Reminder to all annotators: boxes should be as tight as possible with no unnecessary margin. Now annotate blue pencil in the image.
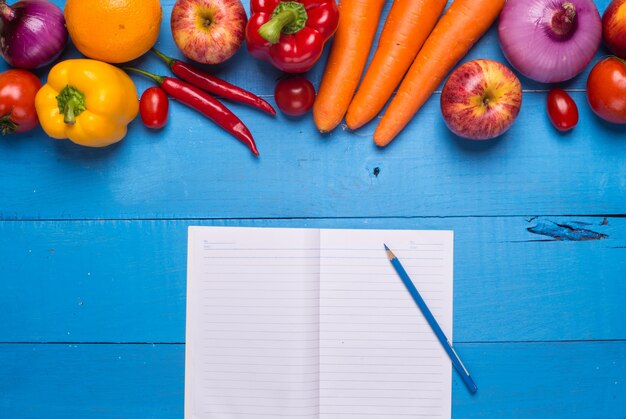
[384,244,477,394]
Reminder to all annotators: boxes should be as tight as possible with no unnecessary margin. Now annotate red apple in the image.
[440,59,522,140]
[603,0,626,59]
[171,0,247,65]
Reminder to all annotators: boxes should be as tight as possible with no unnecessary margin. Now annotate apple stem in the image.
[258,1,308,44]
[550,2,577,39]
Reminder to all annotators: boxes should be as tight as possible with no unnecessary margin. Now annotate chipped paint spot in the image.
[527,220,608,241]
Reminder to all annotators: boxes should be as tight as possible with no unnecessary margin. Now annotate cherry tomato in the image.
[546,89,578,131]
[140,86,169,129]
[274,77,315,116]
[586,57,626,124]
[0,69,41,135]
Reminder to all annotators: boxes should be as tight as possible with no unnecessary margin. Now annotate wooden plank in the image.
[0,2,622,220]
[0,343,184,417]
[1,217,624,343]
[453,341,626,417]
[1,89,625,219]
[0,341,623,417]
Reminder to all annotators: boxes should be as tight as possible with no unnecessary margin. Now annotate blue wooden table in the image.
[1,0,624,417]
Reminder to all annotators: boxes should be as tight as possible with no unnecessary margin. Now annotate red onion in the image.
[0,0,67,69]
[498,0,602,83]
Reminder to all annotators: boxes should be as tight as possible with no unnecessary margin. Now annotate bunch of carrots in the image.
[313,0,506,146]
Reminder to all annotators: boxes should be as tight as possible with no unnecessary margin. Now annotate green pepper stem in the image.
[150,48,176,68]
[56,85,86,126]
[64,100,77,125]
[258,1,308,44]
[121,67,165,85]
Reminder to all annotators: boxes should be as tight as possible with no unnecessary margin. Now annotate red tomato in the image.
[0,69,41,134]
[586,57,626,124]
[274,77,315,116]
[546,89,578,131]
[140,86,169,129]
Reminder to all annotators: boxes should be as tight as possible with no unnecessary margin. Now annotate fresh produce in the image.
[345,0,447,130]
[151,48,275,115]
[498,0,601,83]
[602,0,626,59]
[124,67,259,156]
[440,59,522,141]
[140,87,169,130]
[274,77,315,116]
[374,0,505,147]
[64,0,162,63]
[246,0,339,73]
[546,89,578,132]
[313,0,385,132]
[586,57,626,124]
[35,59,139,147]
[171,0,246,65]
[0,0,67,69]
[0,69,41,134]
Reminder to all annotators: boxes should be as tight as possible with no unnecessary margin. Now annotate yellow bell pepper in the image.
[35,59,139,148]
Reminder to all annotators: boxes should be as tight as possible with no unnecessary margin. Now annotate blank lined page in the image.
[319,229,453,419]
[185,227,320,419]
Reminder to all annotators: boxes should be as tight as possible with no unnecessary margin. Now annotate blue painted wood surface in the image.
[1,342,624,418]
[0,0,624,417]
[1,217,623,343]
[0,0,624,219]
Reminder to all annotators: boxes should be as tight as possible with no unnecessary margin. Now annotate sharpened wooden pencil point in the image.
[383,243,395,259]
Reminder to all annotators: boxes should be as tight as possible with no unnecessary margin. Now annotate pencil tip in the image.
[383,244,395,260]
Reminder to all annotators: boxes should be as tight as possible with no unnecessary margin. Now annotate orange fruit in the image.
[65,0,162,64]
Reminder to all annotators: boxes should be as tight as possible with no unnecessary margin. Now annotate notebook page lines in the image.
[319,229,453,419]
[185,227,321,419]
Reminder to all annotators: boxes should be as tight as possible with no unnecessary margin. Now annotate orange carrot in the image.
[313,0,386,133]
[374,0,505,146]
[345,0,447,130]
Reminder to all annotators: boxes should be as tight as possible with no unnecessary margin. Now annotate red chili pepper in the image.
[124,67,259,156]
[246,0,339,73]
[151,48,276,116]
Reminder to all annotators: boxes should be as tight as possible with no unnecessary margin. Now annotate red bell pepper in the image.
[246,0,339,73]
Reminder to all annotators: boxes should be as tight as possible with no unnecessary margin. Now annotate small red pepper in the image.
[151,48,276,116]
[246,0,339,73]
[124,67,259,156]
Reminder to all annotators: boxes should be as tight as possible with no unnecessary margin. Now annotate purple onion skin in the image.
[498,0,602,83]
[0,0,68,69]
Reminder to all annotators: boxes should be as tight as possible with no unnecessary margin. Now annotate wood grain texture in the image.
[0,343,184,418]
[452,341,626,418]
[0,1,623,220]
[1,1,623,417]
[1,217,623,343]
[1,89,625,219]
[0,341,623,418]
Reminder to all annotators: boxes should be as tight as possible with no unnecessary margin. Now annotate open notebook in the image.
[186,227,453,418]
